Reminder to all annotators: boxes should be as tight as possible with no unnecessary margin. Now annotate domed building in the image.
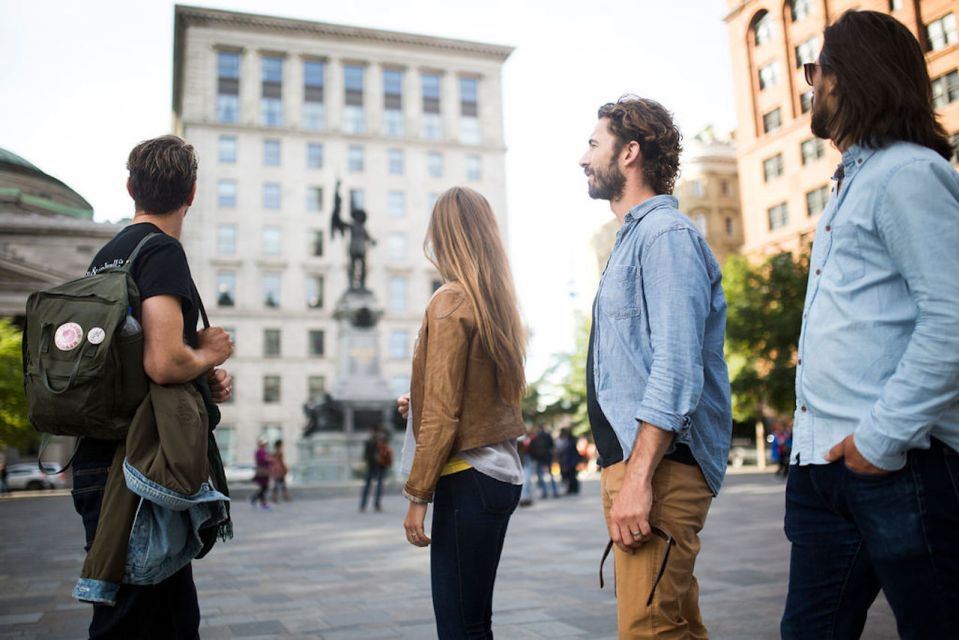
[0,147,121,323]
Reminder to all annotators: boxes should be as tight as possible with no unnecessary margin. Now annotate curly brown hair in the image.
[598,96,683,195]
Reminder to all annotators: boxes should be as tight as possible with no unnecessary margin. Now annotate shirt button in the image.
[801,405,808,413]
[798,358,802,365]
[816,268,822,276]
[825,224,832,232]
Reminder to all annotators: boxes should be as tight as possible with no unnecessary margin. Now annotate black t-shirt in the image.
[586,298,697,468]
[87,222,199,348]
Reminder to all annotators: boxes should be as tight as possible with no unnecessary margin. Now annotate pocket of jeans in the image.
[600,266,643,319]
[471,471,520,515]
[843,462,901,483]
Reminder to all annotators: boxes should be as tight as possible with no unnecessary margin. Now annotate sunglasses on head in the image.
[599,525,675,607]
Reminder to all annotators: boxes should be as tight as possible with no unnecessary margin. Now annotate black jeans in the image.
[430,469,521,639]
[360,465,385,510]
[72,441,200,640]
[782,439,959,639]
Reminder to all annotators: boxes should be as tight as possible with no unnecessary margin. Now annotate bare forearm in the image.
[624,421,674,486]
[145,344,218,385]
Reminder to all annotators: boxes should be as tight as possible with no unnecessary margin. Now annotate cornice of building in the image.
[174,5,515,61]
[0,210,123,237]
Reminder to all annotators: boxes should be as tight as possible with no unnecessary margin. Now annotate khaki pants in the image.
[601,459,713,639]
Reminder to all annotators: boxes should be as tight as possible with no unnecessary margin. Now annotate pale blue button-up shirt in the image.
[592,195,732,495]
[793,142,959,469]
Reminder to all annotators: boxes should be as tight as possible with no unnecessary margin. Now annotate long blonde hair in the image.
[426,187,526,404]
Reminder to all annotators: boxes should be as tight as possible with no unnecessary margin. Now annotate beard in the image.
[810,96,832,141]
[587,156,627,201]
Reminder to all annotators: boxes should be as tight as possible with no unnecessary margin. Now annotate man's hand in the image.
[207,368,232,404]
[397,393,411,420]
[197,327,234,366]
[609,475,654,552]
[403,502,430,547]
[825,434,889,475]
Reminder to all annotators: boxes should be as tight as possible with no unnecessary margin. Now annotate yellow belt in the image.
[440,457,473,476]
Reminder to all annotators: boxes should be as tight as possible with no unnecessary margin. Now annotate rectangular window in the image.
[308,330,325,357]
[795,37,819,68]
[466,155,482,181]
[763,154,784,182]
[932,70,959,109]
[387,190,406,218]
[889,0,903,11]
[800,90,814,114]
[263,182,281,210]
[217,271,236,307]
[806,185,830,216]
[263,329,281,357]
[263,138,281,166]
[689,180,705,198]
[218,179,237,208]
[791,0,812,21]
[307,376,326,402]
[263,375,281,403]
[383,68,404,137]
[801,137,825,165]
[767,202,789,231]
[260,56,283,127]
[758,61,780,90]
[389,276,408,312]
[348,145,364,172]
[459,77,480,144]
[422,72,442,139]
[263,272,281,308]
[389,330,409,359]
[427,151,443,178]
[262,226,281,255]
[725,216,734,236]
[303,59,325,130]
[216,51,240,123]
[388,232,407,261]
[344,64,365,134]
[350,189,365,212]
[306,275,324,309]
[388,148,405,175]
[216,223,237,255]
[762,108,782,134]
[310,230,323,257]
[218,135,237,163]
[307,143,323,169]
[927,13,958,52]
[307,186,323,212]
[691,213,708,236]
[950,132,959,164]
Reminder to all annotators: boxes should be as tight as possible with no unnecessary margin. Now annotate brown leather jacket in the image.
[404,282,525,502]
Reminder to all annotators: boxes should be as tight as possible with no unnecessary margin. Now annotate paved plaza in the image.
[0,471,895,639]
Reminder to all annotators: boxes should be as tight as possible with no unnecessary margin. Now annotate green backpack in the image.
[22,233,157,441]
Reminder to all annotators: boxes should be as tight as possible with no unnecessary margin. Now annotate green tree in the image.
[0,319,36,451]
[724,251,809,423]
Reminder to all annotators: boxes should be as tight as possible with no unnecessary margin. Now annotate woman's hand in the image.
[397,393,411,420]
[403,502,431,547]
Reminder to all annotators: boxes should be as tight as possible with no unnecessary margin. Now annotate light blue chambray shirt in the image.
[794,142,959,469]
[592,195,732,495]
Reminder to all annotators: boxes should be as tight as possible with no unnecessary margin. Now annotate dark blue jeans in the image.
[72,440,200,640]
[431,469,521,639]
[360,465,385,510]
[782,439,959,640]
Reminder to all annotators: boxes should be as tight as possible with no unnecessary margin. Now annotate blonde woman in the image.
[398,187,527,639]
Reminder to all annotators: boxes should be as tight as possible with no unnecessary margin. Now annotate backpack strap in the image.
[120,232,162,273]
[37,434,81,476]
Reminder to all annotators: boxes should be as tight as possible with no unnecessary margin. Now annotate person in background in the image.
[398,186,527,638]
[530,425,559,499]
[558,427,583,495]
[270,439,290,502]
[360,426,389,513]
[518,428,536,507]
[251,438,271,510]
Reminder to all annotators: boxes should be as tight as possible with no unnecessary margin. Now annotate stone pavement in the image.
[0,471,896,639]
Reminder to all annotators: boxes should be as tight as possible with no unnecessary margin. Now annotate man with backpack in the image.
[71,135,233,639]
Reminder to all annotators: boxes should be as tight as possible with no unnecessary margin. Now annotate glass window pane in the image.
[388,148,404,175]
[217,224,237,255]
[218,180,237,208]
[306,275,324,308]
[308,330,325,356]
[307,186,323,212]
[263,139,281,166]
[218,136,237,163]
[263,183,281,210]
[264,329,281,357]
[262,226,281,255]
[217,271,236,307]
[388,190,406,218]
[389,276,407,312]
[263,273,281,308]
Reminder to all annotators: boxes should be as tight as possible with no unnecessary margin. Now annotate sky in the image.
[0,0,737,378]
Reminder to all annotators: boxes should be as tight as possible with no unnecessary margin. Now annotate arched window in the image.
[752,10,774,46]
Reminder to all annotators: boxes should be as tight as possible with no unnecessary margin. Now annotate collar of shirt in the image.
[840,144,879,181]
[623,194,679,226]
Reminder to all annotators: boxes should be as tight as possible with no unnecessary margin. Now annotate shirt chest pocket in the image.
[829,224,865,285]
[600,265,644,319]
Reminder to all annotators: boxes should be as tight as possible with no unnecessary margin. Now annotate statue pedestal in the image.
[295,288,397,484]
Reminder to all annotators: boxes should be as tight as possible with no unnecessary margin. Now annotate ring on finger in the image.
[630,530,642,538]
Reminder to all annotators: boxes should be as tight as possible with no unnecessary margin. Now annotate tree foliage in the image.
[724,251,809,422]
[0,319,36,451]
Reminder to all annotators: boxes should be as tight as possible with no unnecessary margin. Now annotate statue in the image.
[330,180,376,291]
[303,393,343,435]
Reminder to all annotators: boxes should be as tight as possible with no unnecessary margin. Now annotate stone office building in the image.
[172,6,513,466]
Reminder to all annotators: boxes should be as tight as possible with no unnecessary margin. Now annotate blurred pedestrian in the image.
[399,187,526,638]
[558,428,583,495]
[0,461,8,495]
[518,429,535,507]
[529,425,559,499]
[783,11,959,638]
[360,426,391,512]
[270,439,290,502]
[251,437,271,509]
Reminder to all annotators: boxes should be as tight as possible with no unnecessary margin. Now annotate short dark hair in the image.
[597,96,683,195]
[820,11,952,159]
[127,135,198,214]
